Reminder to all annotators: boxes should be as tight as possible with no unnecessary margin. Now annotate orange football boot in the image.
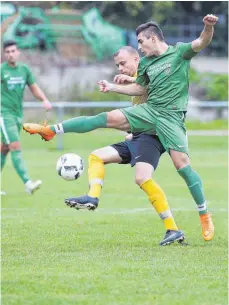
[200,212,214,241]
[23,123,56,141]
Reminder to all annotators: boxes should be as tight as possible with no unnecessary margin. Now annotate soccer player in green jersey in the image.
[1,40,52,194]
[23,14,217,240]
[65,46,185,246]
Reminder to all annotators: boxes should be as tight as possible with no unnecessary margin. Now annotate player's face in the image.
[137,32,156,57]
[114,50,139,76]
[4,45,20,65]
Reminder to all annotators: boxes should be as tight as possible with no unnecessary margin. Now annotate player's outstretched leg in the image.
[160,229,185,246]
[23,123,56,141]
[23,113,108,141]
[65,154,104,210]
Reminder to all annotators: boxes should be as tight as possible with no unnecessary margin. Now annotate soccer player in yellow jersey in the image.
[65,46,185,246]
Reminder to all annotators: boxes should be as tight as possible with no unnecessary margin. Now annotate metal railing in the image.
[24,101,228,150]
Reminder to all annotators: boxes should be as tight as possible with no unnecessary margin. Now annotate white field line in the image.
[188,130,228,136]
[94,207,227,214]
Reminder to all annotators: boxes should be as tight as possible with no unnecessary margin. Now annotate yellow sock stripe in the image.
[140,178,178,231]
[89,178,104,187]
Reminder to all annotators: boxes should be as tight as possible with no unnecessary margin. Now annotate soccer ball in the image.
[56,153,84,181]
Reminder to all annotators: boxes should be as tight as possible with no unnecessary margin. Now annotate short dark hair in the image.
[113,46,139,58]
[3,40,17,50]
[136,22,164,41]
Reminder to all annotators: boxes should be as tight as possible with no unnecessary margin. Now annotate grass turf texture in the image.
[185,119,228,130]
[2,130,228,305]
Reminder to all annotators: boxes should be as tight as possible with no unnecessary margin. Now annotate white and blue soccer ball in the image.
[56,153,84,181]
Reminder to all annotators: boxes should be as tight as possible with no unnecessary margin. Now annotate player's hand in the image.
[98,80,112,93]
[125,133,133,141]
[43,100,52,110]
[114,74,135,84]
[203,14,218,26]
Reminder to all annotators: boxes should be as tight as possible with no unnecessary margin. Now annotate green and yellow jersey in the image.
[1,62,35,118]
[131,72,148,106]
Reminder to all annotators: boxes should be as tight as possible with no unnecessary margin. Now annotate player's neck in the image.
[7,61,17,67]
[155,43,169,56]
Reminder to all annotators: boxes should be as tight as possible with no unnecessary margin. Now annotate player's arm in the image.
[98,80,146,96]
[113,74,136,84]
[192,14,218,52]
[29,83,52,110]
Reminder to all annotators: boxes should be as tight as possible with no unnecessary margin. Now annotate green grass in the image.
[2,130,228,305]
[186,119,228,130]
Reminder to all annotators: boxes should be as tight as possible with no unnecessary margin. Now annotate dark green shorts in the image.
[0,115,22,144]
[120,103,188,154]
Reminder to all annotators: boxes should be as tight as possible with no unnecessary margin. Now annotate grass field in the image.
[1,130,228,305]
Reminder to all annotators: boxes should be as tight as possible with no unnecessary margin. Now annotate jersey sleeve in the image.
[177,42,198,60]
[135,59,150,87]
[25,65,35,85]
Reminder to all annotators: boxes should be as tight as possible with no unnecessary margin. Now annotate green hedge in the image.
[189,68,228,101]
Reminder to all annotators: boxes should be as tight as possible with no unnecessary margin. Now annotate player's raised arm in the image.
[98,80,146,96]
[29,83,52,110]
[191,14,219,52]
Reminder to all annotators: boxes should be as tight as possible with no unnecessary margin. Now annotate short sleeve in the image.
[135,59,150,87]
[25,65,35,85]
[177,42,198,60]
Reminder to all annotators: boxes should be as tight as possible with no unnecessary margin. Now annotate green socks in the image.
[50,113,107,134]
[11,150,30,183]
[1,153,8,170]
[178,165,207,215]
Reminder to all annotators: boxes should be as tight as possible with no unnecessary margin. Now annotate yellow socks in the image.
[140,179,178,231]
[87,154,105,198]
[87,156,179,232]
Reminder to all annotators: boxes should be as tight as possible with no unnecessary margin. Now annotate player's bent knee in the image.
[135,163,154,186]
[170,150,190,170]
[90,150,105,162]
[174,157,190,170]
[9,141,21,151]
[135,175,151,186]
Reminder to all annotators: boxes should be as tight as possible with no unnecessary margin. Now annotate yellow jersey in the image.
[131,72,148,106]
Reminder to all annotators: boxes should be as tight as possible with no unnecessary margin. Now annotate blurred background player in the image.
[23,14,217,240]
[65,46,184,246]
[1,40,52,195]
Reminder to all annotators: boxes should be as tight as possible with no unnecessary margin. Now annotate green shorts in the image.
[0,115,22,144]
[120,103,188,154]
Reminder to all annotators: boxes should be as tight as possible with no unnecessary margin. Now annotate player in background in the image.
[23,14,217,240]
[1,40,52,194]
[66,46,185,246]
